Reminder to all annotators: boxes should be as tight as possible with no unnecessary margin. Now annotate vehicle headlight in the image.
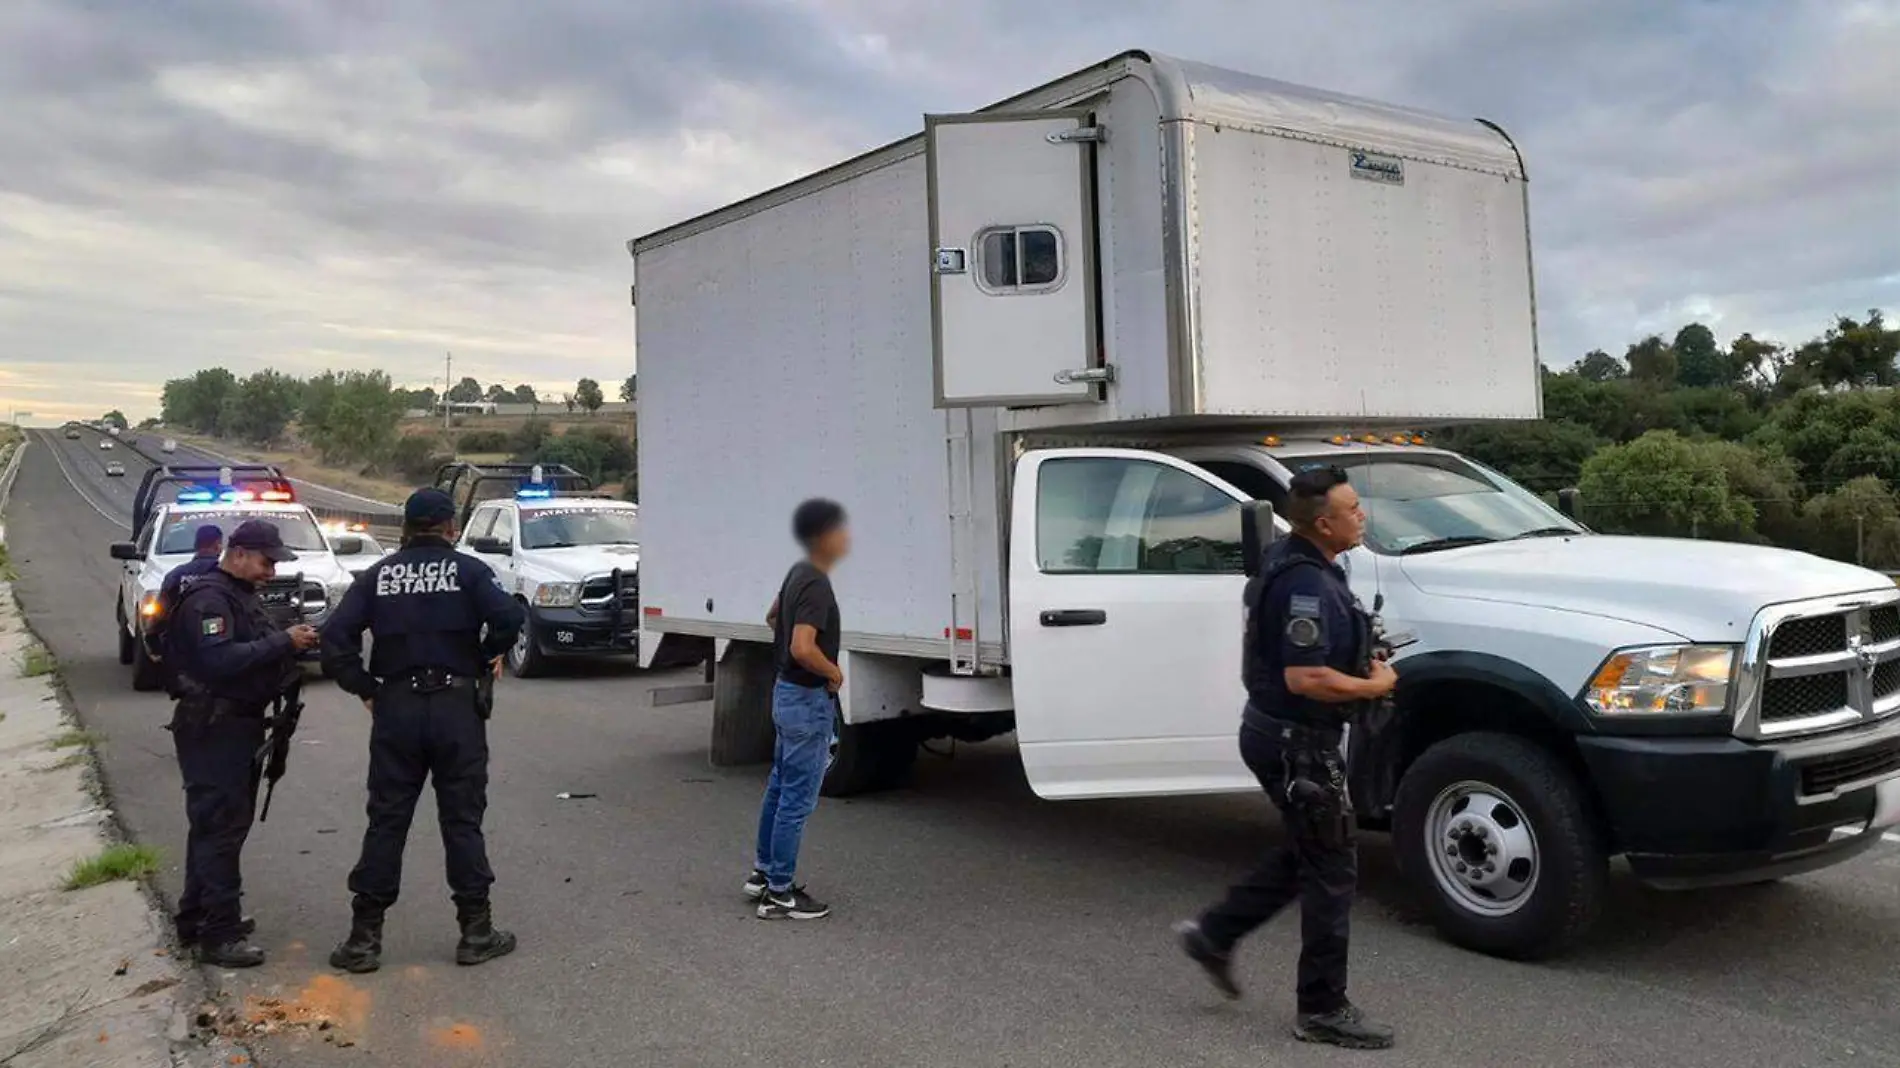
[1584,644,1735,716]
[533,583,580,608]
[139,593,162,619]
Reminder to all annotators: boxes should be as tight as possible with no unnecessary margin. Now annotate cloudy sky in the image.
[1,0,1895,424]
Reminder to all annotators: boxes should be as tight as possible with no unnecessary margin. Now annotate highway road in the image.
[104,424,402,523]
[7,427,1900,1067]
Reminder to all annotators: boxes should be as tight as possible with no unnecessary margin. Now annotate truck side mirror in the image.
[331,536,365,556]
[109,542,142,561]
[1557,487,1580,519]
[1240,502,1278,578]
[470,536,512,556]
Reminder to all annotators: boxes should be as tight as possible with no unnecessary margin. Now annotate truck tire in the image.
[821,711,917,798]
[507,602,550,679]
[1392,731,1607,961]
[131,641,165,692]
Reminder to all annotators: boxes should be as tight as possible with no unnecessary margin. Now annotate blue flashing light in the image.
[176,489,216,503]
[517,485,554,500]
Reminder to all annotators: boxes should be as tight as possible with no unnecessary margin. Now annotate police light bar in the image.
[517,485,554,500]
[174,478,295,505]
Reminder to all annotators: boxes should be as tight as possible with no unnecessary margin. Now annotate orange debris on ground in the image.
[203,974,374,1048]
[427,1022,485,1052]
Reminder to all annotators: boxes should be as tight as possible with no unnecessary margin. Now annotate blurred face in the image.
[812,523,851,564]
[1310,484,1367,554]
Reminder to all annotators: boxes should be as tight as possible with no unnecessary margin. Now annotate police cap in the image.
[405,488,457,525]
[228,519,297,562]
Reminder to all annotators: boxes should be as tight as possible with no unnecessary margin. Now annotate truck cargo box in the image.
[632,49,1539,656]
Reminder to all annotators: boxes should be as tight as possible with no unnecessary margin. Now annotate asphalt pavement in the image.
[7,428,1900,1067]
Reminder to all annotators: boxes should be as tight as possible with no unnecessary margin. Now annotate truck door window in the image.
[1196,461,1289,516]
[464,507,497,541]
[491,509,518,547]
[1037,458,1245,574]
[976,225,1064,293]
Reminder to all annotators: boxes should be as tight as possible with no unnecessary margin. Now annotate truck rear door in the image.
[1007,448,1255,799]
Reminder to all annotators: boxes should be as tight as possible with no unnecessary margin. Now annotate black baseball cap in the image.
[194,524,224,550]
[228,519,297,562]
[405,488,457,525]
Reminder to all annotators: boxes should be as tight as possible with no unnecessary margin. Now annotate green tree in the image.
[1625,335,1678,387]
[1793,310,1900,389]
[619,373,638,403]
[220,371,300,446]
[484,383,509,403]
[160,368,237,435]
[1576,431,1754,537]
[1672,323,1731,387]
[446,376,484,404]
[575,378,604,415]
[1799,476,1900,568]
[1729,332,1783,389]
[100,410,128,430]
[1700,441,1804,545]
[510,417,552,455]
[304,370,405,467]
[511,384,538,404]
[1431,421,1604,492]
[1568,350,1624,382]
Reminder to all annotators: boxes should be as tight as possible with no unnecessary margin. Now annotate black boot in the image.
[454,903,516,967]
[198,940,266,969]
[1294,1003,1396,1050]
[328,902,385,974]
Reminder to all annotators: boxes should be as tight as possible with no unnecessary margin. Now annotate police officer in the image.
[321,488,525,973]
[1175,466,1397,1050]
[146,524,223,664]
[167,520,320,968]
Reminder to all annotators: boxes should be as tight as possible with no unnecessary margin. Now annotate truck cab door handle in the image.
[1040,609,1107,627]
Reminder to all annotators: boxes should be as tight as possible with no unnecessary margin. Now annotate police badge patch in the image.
[1287,616,1322,647]
[202,617,226,637]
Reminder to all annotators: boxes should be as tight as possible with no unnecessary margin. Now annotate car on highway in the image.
[63,427,80,440]
[320,521,390,578]
[450,467,639,678]
[161,439,177,454]
[104,460,125,477]
[98,439,113,450]
[108,465,373,690]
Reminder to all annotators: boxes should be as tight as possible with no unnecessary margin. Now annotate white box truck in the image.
[629,50,1900,958]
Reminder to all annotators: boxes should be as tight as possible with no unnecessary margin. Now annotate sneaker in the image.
[743,869,769,901]
[757,886,830,920]
[1172,920,1240,999]
[1293,1004,1395,1050]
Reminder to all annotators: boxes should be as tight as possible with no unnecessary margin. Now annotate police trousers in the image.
[1198,719,1356,1016]
[347,679,494,912]
[171,706,265,946]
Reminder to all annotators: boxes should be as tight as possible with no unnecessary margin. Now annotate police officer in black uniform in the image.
[1175,466,1398,1050]
[321,488,525,973]
[167,520,319,967]
[146,524,223,664]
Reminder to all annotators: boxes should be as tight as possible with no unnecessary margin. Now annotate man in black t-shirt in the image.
[744,499,850,920]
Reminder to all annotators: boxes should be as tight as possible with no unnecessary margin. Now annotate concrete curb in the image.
[0,453,232,1066]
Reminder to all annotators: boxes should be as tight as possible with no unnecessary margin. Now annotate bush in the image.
[456,430,512,453]
[1797,477,1900,568]
[390,435,451,481]
[510,417,552,455]
[1576,431,1755,538]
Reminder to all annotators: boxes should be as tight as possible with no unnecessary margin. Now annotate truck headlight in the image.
[533,583,580,608]
[1584,645,1736,716]
[139,593,162,620]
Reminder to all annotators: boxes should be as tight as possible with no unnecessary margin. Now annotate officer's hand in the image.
[489,656,504,680]
[362,698,374,713]
[1366,659,1398,696]
[287,624,321,651]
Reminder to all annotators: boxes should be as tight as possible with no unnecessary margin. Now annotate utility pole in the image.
[444,351,453,432]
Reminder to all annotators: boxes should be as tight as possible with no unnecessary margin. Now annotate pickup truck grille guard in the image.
[1733,589,1900,742]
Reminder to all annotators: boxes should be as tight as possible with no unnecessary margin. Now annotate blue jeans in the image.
[754,678,836,892]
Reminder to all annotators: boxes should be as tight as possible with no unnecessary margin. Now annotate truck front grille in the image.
[1738,591,1900,740]
[578,571,639,615]
[1800,737,1900,797]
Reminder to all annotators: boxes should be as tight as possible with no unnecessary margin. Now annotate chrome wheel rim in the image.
[1424,780,1540,917]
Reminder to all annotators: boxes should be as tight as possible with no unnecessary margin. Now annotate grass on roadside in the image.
[37,750,85,773]
[0,543,17,582]
[20,646,55,678]
[62,843,161,891]
[48,728,104,749]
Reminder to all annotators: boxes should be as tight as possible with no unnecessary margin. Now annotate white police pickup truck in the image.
[107,467,372,690]
[456,487,640,678]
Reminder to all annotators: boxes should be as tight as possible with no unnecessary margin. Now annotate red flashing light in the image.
[942,626,974,640]
[642,606,662,617]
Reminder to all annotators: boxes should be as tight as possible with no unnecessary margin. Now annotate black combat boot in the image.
[328,902,385,974]
[198,940,266,969]
[454,902,517,966]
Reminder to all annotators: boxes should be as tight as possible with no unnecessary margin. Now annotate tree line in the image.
[1435,309,1900,566]
[433,372,636,415]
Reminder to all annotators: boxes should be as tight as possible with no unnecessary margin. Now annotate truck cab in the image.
[106,466,368,690]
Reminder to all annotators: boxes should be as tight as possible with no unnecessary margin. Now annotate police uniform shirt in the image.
[150,555,222,647]
[1245,534,1365,727]
[320,536,524,698]
[170,569,297,705]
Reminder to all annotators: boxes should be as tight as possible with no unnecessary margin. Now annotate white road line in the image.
[38,431,126,524]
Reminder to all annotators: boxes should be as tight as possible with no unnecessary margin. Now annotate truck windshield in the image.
[519,507,639,550]
[155,512,327,555]
[1275,453,1582,555]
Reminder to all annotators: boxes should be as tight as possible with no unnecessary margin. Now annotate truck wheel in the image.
[116,604,135,666]
[1393,731,1607,961]
[131,642,165,692]
[508,605,549,679]
[821,711,918,798]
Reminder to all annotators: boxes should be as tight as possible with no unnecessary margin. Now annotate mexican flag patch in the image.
[202,617,226,637]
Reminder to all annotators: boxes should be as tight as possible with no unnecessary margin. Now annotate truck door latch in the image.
[1054,366,1116,386]
[1046,126,1107,145]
